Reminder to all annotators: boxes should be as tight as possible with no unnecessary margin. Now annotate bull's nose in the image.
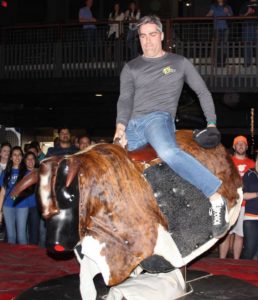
[46,243,73,253]
[54,244,65,252]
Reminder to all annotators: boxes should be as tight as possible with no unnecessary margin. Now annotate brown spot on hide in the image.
[77,144,167,285]
[175,130,242,208]
[39,156,63,219]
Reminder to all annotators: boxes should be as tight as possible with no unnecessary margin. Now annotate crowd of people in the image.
[79,0,141,59]
[78,0,258,64]
[0,129,92,247]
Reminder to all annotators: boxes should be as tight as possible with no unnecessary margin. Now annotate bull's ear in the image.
[66,156,81,188]
[11,170,39,199]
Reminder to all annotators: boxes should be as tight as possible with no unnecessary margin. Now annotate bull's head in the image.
[12,155,81,253]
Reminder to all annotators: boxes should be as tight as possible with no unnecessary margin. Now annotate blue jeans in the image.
[126,112,221,197]
[27,207,40,245]
[242,220,258,259]
[3,206,29,244]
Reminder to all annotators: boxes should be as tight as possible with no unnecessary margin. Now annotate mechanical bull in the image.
[12,130,243,300]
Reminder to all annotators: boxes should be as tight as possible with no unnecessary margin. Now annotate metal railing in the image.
[0,17,258,91]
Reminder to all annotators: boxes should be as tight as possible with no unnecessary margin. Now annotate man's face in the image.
[59,129,71,144]
[86,0,93,8]
[234,141,248,156]
[79,137,90,151]
[139,23,163,58]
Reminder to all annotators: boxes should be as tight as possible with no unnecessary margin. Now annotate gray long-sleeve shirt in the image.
[116,52,216,127]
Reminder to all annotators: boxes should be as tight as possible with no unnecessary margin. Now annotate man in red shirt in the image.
[219,135,255,259]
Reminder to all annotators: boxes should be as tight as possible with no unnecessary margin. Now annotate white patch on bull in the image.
[39,167,51,206]
[81,236,110,285]
[153,224,184,268]
[75,254,100,300]
[56,210,67,220]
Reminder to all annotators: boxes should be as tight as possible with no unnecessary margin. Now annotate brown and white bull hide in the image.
[11,130,243,300]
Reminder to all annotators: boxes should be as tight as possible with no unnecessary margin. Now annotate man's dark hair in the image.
[29,141,40,151]
[57,127,71,135]
[78,135,91,143]
[27,145,38,153]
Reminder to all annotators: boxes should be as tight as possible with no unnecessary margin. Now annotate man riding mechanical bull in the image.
[11,15,243,300]
[114,15,231,238]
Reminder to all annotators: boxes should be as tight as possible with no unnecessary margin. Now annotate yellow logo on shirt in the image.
[162,66,176,75]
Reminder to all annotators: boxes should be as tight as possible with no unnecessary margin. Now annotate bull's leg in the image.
[80,256,100,300]
[74,248,100,300]
[153,224,184,268]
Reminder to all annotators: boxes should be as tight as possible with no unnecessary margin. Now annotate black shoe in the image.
[209,197,229,238]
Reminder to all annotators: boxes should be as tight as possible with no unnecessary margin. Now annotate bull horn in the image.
[10,170,39,199]
[66,157,81,188]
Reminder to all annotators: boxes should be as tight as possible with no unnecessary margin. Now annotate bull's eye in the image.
[64,165,69,175]
[63,189,75,202]
[63,190,71,199]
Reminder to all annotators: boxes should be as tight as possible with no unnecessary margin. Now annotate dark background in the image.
[0,0,244,26]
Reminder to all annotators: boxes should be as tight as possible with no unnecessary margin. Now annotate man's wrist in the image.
[116,123,126,131]
[207,121,216,126]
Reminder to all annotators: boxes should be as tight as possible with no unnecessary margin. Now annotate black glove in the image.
[193,127,221,149]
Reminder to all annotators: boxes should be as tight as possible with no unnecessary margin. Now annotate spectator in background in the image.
[46,128,78,157]
[0,142,11,176]
[219,136,255,259]
[29,141,45,162]
[23,143,30,153]
[26,144,38,158]
[207,0,233,67]
[125,1,141,59]
[108,2,125,40]
[0,142,11,240]
[0,147,29,244]
[72,136,80,149]
[240,0,258,67]
[242,153,258,259]
[78,135,91,151]
[22,151,40,245]
[79,0,97,42]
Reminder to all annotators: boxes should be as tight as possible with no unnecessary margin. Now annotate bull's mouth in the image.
[45,206,80,253]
